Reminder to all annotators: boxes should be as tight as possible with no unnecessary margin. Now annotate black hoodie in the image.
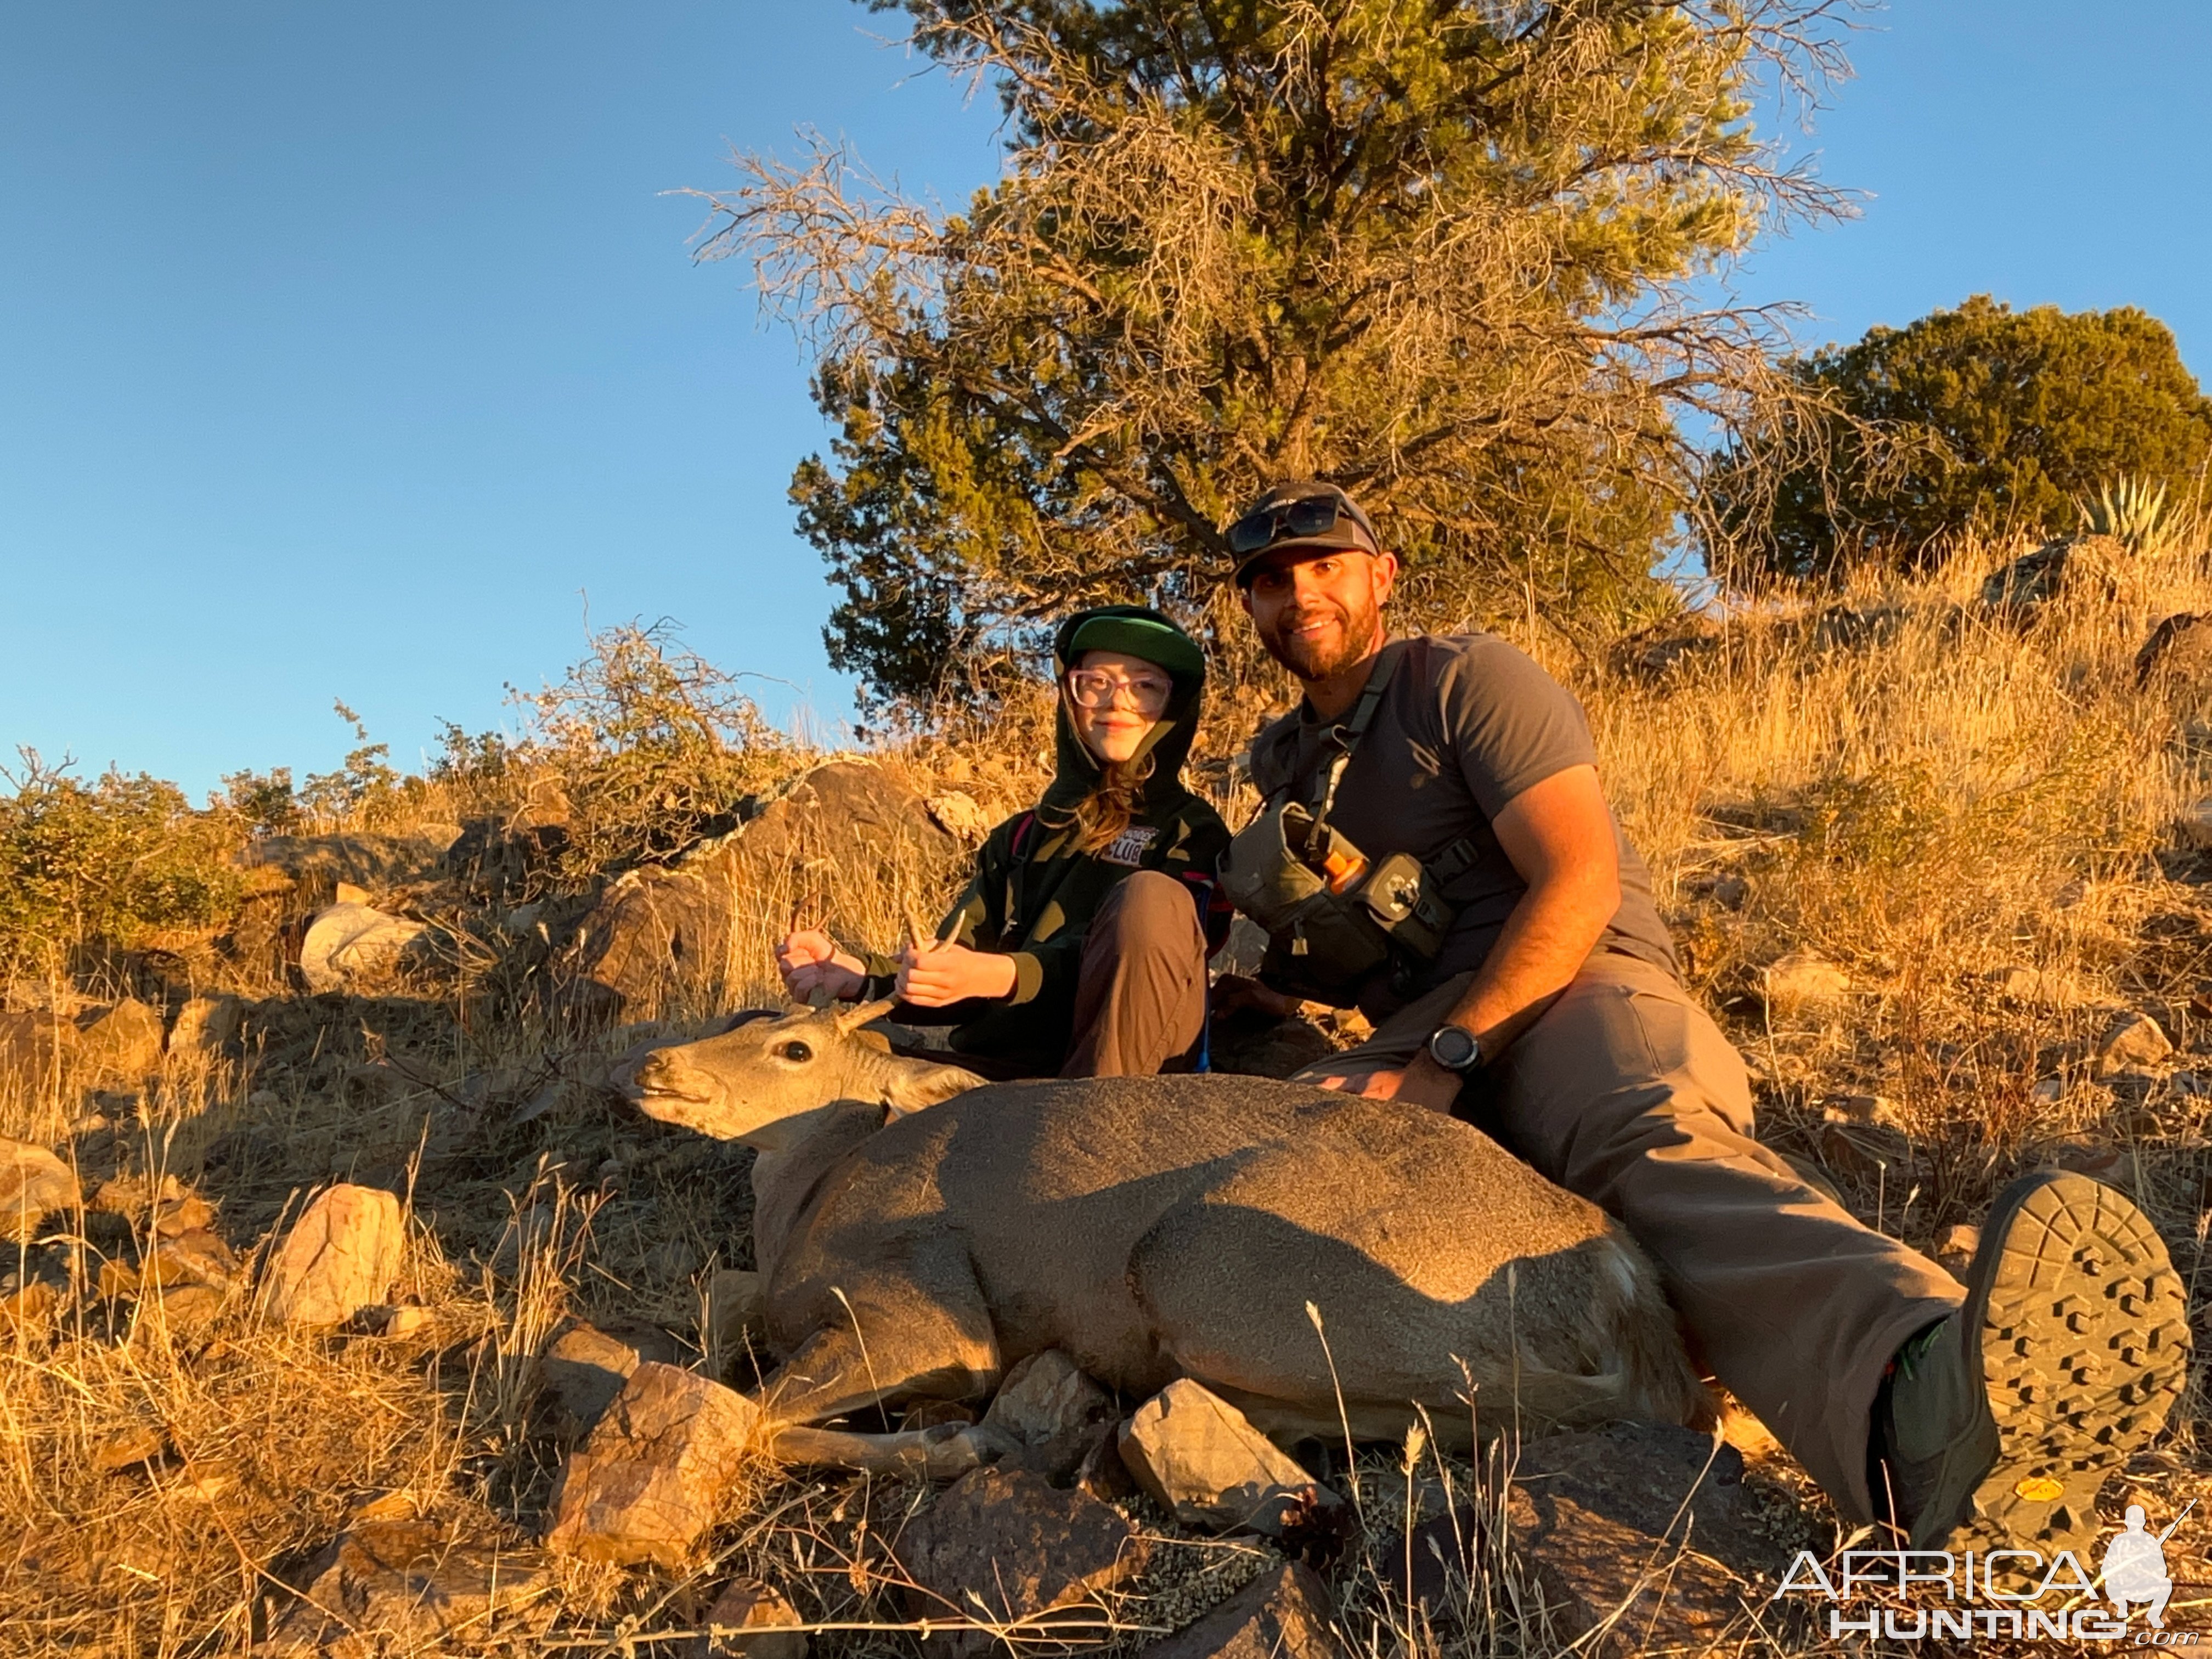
[864,605,1230,1070]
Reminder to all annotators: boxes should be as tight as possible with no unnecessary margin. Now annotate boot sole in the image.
[1950,1171,2191,1558]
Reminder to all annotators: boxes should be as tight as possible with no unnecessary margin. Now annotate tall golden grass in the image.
[6,527,2212,1655]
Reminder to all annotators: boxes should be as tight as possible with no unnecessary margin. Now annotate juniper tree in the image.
[1707,295,2212,580]
[700,0,1854,708]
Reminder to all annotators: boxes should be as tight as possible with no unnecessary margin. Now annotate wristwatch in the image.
[1425,1023,1484,1074]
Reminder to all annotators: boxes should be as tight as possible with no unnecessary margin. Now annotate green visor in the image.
[1062,613,1205,682]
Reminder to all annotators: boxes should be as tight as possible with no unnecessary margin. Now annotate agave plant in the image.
[2078,473,2171,553]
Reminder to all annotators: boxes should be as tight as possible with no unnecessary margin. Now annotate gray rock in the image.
[1118,1380,1336,1536]
[544,1363,759,1568]
[259,1184,405,1325]
[1406,1423,1776,1654]
[2098,1011,2174,1076]
[0,1137,77,1239]
[896,1465,1147,1656]
[982,1350,1116,1483]
[1763,950,1849,1016]
[298,902,428,993]
[256,1518,552,1654]
[1137,1561,1342,1659]
[697,1577,808,1659]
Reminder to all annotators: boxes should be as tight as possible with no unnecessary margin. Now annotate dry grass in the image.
[10,528,2212,1655]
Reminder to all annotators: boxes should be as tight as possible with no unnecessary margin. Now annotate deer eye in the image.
[778,1040,812,1063]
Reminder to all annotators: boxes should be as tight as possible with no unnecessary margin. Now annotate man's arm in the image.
[1344,763,1621,1111]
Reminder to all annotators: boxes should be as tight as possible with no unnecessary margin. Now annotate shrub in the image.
[0,754,245,981]
[1708,295,2212,579]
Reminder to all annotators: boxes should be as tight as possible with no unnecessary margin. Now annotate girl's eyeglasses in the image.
[1065,669,1171,715]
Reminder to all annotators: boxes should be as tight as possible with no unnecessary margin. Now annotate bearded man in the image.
[1218,479,2189,1555]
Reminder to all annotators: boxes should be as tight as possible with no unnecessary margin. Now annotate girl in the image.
[776,605,1228,1077]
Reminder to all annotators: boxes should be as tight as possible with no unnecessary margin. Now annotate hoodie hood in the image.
[1041,604,1206,822]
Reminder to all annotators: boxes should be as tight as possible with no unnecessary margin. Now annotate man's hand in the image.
[897,939,1019,1008]
[1210,974,1300,1019]
[1310,1053,1463,1114]
[776,928,867,1002]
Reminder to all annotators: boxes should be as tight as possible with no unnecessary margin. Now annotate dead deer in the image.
[625,999,1712,1475]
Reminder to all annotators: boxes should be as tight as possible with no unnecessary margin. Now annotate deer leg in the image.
[748,1262,1002,1470]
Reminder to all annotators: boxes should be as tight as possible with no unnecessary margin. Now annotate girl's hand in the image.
[776,928,868,1001]
[896,939,1018,1007]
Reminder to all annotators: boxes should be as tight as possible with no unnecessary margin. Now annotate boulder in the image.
[168,994,244,1058]
[0,1137,78,1239]
[0,1008,69,1094]
[1137,1562,1341,1659]
[74,998,165,1081]
[256,1518,553,1654]
[1762,950,1849,1017]
[1406,1423,1773,1653]
[298,902,428,993]
[544,1363,759,1568]
[2138,613,2212,685]
[562,867,731,1023]
[242,830,460,900]
[981,1350,1117,1483]
[896,1465,1147,1655]
[698,1577,808,1659]
[259,1184,405,1325]
[538,1320,683,1436]
[1980,534,2135,610]
[1118,1380,1336,1536]
[2097,1011,2173,1076]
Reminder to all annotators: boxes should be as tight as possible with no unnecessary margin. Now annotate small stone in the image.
[924,791,994,846]
[149,1282,224,1334]
[93,1422,171,1474]
[263,1519,554,1651]
[0,1280,60,1338]
[259,1184,405,1326]
[1935,1224,1980,1282]
[644,1240,697,1282]
[0,1137,78,1239]
[74,998,165,1081]
[2098,1012,2174,1076]
[334,881,373,906]
[1763,950,1850,1016]
[1137,1561,1342,1659]
[153,1192,215,1238]
[706,1268,765,1362]
[381,1304,433,1338]
[2051,1139,2127,1181]
[982,1349,1116,1482]
[540,1322,650,1434]
[2176,799,2212,853]
[699,1577,808,1659]
[2032,1076,2066,1105]
[896,1465,1147,1657]
[1712,872,1748,910]
[544,1363,760,1568]
[177,1460,239,1502]
[1990,965,2084,1008]
[151,1228,240,1291]
[1821,1093,1904,1129]
[1118,1379,1337,1536]
[167,994,244,1058]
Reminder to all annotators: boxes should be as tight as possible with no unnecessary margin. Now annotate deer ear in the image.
[881,1057,986,1115]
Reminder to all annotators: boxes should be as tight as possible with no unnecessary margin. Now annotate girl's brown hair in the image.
[1065,749,1156,855]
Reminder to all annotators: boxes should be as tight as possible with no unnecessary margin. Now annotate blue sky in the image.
[2,2,2208,797]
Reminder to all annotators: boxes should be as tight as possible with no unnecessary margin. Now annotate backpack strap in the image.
[1308,642,1407,826]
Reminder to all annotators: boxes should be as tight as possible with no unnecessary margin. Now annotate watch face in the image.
[1430,1025,1479,1071]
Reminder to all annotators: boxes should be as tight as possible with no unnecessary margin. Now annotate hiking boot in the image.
[1876,1171,2190,1553]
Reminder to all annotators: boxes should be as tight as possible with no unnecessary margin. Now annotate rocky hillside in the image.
[6,531,2212,1657]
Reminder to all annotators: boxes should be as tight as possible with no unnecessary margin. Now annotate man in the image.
[1219,479,2190,1552]
[2101,1504,2175,1628]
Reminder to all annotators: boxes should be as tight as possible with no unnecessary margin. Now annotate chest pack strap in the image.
[1307,642,1407,826]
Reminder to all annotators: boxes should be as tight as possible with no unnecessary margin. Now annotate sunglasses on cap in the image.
[1224,492,1379,557]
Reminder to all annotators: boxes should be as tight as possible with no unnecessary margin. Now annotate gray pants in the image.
[1291,952,1962,1520]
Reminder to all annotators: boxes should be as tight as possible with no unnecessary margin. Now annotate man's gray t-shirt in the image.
[1247,633,1678,1014]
